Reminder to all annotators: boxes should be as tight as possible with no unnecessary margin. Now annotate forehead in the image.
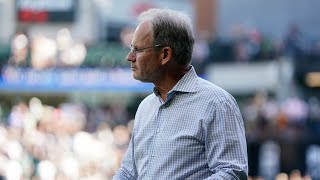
[132,21,153,45]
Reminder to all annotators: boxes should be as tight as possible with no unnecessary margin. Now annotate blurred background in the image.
[0,0,320,179]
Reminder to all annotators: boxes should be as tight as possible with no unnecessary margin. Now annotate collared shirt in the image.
[113,67,248,180]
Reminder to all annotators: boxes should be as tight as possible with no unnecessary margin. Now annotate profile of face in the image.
[127,22,163,82]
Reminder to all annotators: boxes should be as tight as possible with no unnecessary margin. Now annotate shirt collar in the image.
[153,66,198,96]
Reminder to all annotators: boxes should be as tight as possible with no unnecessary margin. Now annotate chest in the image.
[133,99,207,166]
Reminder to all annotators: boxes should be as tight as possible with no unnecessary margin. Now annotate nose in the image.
[127,51,135,62]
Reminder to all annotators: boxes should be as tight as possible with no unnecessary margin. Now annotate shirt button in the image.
[151,154,155,157]
[156,128,160,133]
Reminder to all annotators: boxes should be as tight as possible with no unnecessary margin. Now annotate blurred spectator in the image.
[56,28,87,67]
[281,96,308,126]
[208,38,234,62]
[275,172,289,180]
[120,26,135,48]
[192,31,211,74]
[258,140,280,180]
[307,97,320,136]
[305,145,320,179]
[8,32,29,67]
[284,24,306,58]
[31,35,57,69]
[230,25,261,62]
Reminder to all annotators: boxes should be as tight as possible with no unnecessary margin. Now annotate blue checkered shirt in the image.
[113,67,248,180]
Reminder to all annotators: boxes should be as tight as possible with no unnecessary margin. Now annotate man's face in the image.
[127,22,162,82]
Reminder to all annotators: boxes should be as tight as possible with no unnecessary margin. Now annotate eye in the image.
[134,47,140,53]
[130,46,139,53]
[135,47,144,53]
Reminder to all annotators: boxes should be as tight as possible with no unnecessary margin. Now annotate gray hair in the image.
[138,8,195,66]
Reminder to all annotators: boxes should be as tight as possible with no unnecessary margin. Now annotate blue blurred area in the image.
[0,66,152,93]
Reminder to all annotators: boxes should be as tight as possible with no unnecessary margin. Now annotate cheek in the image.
[136,59,147,69]
[137,54,159,70]
[136,55,149,67]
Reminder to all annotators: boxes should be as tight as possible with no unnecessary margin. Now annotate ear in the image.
[161,47,172,65]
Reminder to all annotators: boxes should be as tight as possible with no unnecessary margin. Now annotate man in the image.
[113,8,248,179]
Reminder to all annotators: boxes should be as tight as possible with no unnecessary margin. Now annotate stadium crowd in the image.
[0,97,133,180]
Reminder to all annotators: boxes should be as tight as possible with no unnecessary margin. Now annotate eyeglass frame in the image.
[129,44,163,55]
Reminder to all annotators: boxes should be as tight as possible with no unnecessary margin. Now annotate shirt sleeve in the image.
[204,98,248,180]
[113,133,137,180]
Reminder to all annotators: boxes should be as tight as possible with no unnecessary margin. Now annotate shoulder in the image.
[196,77,235,104]
[135,93,158,118]
[196,78,244,126]
[138,93,156,107]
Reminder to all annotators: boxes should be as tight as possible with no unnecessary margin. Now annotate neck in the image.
[154,65,191,101]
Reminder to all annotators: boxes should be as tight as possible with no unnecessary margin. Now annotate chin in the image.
[132,73,139,79]
[133,73,152,82]
[133,75,143,82]
[135,76,151,83]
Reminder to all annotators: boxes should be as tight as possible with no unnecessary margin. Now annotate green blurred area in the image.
[0,43,10,65]
[82,43,129,67]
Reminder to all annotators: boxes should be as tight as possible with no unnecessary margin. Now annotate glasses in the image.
[129,44,163,55]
